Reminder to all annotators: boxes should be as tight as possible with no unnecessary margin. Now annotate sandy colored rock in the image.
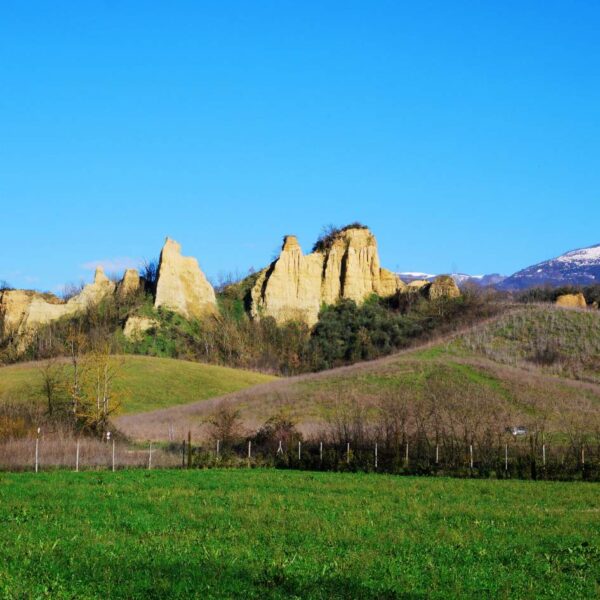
[0,267,116,340]
[555,292,587,309]
[427,275,461,300]
[154,238,217,319]
[407,279,430,290]
[123,315,159,340]
[118,269,142,297]
[251,227,405,325]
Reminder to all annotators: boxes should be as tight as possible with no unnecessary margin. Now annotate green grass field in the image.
[0,355,276,414]
[0,470,598,599]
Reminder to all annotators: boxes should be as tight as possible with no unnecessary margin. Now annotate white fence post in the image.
[346,442,350,464]
[405,442,409,466]
[542,444,546,467]
[112,439,116,472]
[435,444,439,465]
[319,441,323,462]
[76,439,80,472]
[374,443,378,470]
[469,444,473,469]
[35,428,40,473]
[505,443,508,472]
[148,442,152,470]
[298,441,301,461]
[216,439,220,458]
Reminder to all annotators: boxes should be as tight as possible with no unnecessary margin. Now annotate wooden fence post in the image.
[76,439,80,472]
[435,444,439,465]
[504,443,508,472]
[216,439,220,459]
[319,441,323,462]
[405,442,409,467]
[148,442,152,470]
[346,442,350,464]
[182,440,186,468]
[187,430,192,469]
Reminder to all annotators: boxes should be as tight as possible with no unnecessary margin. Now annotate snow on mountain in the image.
[398,272,505,287]
[499,243,600,290]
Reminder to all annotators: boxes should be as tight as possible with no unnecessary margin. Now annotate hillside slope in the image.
[0,355,276,415]
[116,305,600,441]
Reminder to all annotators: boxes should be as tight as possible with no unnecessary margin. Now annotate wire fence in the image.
[2,434,599,481]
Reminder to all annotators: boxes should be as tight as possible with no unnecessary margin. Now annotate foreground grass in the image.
[0,470,598,599]
[0,355,276,414]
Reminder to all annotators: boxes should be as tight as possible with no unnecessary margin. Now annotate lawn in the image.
[0,355,276,414]
[0,470,598,599]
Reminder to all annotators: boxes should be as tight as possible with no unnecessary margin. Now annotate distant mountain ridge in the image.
[499,243,600,290]
[398,272,506,288]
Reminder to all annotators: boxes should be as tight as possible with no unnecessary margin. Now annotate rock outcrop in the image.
[118,269,142,297]
[555,293,587,309]
[427,275,461,300]
[250,227,405,325]
[154,238,217,319]
[123,316,159,340]
[0,267,116,339]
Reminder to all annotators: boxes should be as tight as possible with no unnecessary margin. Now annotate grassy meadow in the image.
[0,469,598,599]
[0,354,276,414]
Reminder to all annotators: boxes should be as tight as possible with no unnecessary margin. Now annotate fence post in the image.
[112,439,116,472]
[35,427,40,473]
[435,444,439,465]
[319,441,323,463]
[148,442,152,470]
[182,440,186,468]
[542,444,546,467]
[76,439,80,472]
[375,443,378,470]
[298,441,301,461]
[216,439,220,459]
[187,431,192,469]
[248,440,251,465]
[405,442,409,467]
[346,442,350,464]
[469,444,473,470]
[581,447,585,467]
[504,443,508,472]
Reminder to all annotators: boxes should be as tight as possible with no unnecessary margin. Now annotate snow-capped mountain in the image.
[398,272,505,287]
[499,243,600,290]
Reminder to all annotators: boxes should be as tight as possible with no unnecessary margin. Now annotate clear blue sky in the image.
[1,1,599,292]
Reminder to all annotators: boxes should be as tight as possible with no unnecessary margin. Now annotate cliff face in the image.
[251,227,405,325]
[0,267,116,339]
[154,238,217,319]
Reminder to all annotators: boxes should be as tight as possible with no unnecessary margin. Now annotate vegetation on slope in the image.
[0,355,275,414]
[0,470,598,599]
[458,304,600,382]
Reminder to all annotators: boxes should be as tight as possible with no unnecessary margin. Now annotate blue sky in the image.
[1,1,599,292]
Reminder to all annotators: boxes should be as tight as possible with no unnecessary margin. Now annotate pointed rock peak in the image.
[161,237,182,256]
[94,266,110,284]
[154,237,217,319]
[282,235,301,252]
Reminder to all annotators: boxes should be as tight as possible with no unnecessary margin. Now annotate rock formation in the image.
[0,267,116,339]
[427,275,461,300]
[154,238,217,319]
[123,315,159,340]
[555,292,587,309]
[118,269,142,297]
[250,227,405,325]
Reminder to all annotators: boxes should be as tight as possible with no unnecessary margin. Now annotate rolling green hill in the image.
[0,355,276,414]
[116,305,600,441]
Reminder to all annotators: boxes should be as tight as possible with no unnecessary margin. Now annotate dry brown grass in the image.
[0,434,180,471]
